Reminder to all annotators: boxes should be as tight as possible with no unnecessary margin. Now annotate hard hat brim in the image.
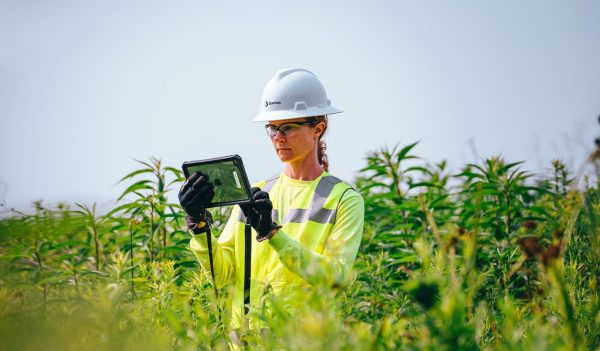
[253,106,343,122]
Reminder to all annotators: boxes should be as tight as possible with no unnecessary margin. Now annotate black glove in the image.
[240,187,282,242]
[184,211,212,234]
[179,172,215,233]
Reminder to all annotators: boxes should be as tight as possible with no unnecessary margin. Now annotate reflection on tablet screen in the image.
[186,161,248,205]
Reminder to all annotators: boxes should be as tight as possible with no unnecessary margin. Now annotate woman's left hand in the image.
[240,188,282,242]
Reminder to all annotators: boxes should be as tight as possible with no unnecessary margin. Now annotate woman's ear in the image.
[313,122,325,138]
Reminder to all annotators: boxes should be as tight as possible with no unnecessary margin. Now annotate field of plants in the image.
[1,141,599,350]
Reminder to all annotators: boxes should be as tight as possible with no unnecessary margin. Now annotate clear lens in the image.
[279,123,300,134]
[264,123,305,139]
[264,125,277,138]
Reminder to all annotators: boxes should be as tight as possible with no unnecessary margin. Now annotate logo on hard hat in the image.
[265,101,282,107]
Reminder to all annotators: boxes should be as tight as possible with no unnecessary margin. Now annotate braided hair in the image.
[312,115,329,172]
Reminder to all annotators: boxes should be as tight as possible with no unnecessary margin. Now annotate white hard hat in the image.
[253,67,343,122]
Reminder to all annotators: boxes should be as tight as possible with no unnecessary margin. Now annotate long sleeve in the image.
[189,207,241,289]
[267,191,364,287]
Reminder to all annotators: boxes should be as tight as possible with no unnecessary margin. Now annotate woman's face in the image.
[266,118,324,164]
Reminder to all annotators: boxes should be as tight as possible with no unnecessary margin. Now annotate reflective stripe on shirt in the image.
[237,175,345,225]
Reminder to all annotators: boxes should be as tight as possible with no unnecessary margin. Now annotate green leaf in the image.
[405,166,432,175]
[501,161,524,173]
[396,141,419,163]
[105,202,140,217]
[409,182,437,189]
[117,180,154,201]
[50,240,86,249]
[118,168,154,183]
[359,164,388,174]
[174,260,198,269]
[164,166,183,177]
[133,158,155,170]
[390,255,419,264]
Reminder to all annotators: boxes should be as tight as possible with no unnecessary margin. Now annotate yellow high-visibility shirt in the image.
[189,171,364,330]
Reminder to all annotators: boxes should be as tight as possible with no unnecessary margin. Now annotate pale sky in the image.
[1,0,599,213]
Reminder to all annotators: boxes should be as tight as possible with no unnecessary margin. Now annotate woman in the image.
[178,68,364,335]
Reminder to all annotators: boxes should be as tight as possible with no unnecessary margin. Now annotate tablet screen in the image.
[182,156,251,207]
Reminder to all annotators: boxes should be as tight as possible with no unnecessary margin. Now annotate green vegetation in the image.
[1,147,599,350]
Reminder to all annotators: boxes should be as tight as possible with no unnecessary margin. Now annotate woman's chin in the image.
[276,150,294,162]
[277,155,291,163]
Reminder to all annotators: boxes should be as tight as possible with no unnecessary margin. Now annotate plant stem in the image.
[129,218,135,298]
[34,242,47,310]
[93,224,99,271]
[149,202,155,262]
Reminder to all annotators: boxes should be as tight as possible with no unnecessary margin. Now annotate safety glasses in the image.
[264,120,317,139]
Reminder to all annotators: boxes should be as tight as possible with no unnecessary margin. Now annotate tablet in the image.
[181,155,253,208]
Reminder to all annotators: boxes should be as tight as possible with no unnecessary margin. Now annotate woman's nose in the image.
[272,130,285,140]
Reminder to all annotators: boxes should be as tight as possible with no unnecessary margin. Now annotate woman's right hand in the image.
[178,171,215,220]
